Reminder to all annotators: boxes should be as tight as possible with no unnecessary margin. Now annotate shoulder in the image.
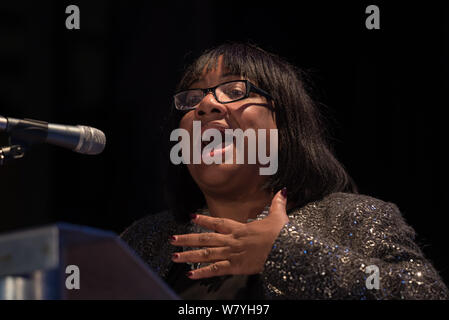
[319,192,400,212]
[120,211,177,243]
[305,192,405,221]
[320,192,409,228]
[120,211,174,237]
[291,192,416,242]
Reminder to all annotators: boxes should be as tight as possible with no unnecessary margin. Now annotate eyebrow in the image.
[191,72,240,87]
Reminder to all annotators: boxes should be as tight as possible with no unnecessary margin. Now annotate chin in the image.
[188,163,250,189]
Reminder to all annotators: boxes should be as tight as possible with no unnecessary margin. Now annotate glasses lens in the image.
[216,81,247,103]
[174,90,204,110]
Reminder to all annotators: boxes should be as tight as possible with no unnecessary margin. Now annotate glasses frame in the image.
[173,80,273,111]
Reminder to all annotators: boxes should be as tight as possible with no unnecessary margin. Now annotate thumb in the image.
[267,187,289,225]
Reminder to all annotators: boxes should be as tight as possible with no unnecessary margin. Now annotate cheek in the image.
[238,107,276,130]
[179,111,195,130]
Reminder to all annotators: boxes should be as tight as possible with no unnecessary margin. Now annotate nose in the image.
[194,92,227,120]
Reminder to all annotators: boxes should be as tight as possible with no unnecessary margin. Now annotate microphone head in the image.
[74,125,106,155]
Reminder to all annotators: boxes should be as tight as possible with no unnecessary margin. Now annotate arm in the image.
[261,193,449,299]
[120,211,182,280]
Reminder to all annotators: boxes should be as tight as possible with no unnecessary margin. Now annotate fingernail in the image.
[281,187,287,199]
[172,253,179,260]
[170,235,177,242]
[186,271,193,278]
[190,214,197,220]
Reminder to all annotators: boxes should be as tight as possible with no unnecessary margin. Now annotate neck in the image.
[202,186,273,223]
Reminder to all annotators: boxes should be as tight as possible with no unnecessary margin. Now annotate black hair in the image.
[163,42,358,223]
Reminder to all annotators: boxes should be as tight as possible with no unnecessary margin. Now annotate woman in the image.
[120,42,449,299]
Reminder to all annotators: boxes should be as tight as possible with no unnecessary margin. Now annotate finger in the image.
[170,232,231,247]
[267,187,289,224]
[191,214,241,234]
[172,247,231,264]
[187,260,232,279]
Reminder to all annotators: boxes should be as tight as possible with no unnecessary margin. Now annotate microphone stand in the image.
[1,120,45,166]
[0,144,26,166]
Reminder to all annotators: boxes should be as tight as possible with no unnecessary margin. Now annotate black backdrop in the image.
[0,1,448,286]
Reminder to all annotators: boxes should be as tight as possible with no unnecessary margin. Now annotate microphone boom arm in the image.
[0,145,26,166]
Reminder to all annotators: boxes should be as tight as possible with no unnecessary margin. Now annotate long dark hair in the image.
[163,42,358,223]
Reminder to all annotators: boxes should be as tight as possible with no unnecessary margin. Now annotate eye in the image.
[228,89,244,98]
[221,82,246,99]
[185,91,203,105]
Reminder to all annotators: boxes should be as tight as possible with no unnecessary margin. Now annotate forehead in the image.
[189,56,243,88]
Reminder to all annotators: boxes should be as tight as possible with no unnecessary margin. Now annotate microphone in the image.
[0,115,106,155]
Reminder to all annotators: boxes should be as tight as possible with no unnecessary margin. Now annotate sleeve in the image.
[260,194,449,300]
[119,211,181,280]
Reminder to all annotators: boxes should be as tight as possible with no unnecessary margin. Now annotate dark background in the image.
[0,1,448,286]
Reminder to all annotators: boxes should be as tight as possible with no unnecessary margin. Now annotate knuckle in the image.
[210,264,219,272]
[222,246,232,256]
[232,227,247,239]
[198,234,210,243]
[274,197,284,206]
[230,241,244,252]
[214,218,225,228]
[202,248,211,258]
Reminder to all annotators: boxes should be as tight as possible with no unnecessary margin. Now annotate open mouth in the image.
[200,125,236,157]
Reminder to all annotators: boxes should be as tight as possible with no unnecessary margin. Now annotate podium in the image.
[0,223,179,299]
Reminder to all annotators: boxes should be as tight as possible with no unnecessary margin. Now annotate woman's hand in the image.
[169,188,289,279]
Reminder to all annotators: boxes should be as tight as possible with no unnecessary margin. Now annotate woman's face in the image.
[179,57,277,196]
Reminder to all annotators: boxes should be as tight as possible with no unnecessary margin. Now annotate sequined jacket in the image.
[119,192,449,299]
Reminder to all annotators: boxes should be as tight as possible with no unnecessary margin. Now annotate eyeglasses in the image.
[173,80,273,111]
